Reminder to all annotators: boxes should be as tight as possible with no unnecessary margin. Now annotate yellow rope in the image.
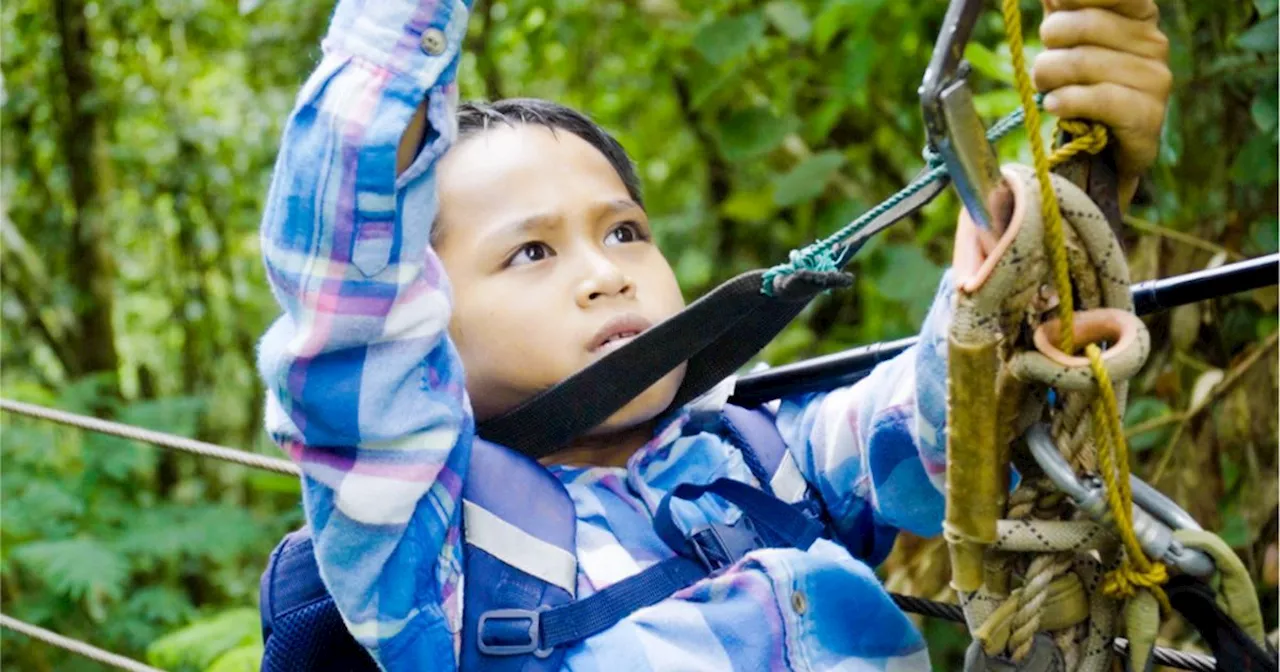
[1048,120,1108,169]
[1001,0,1169,618]
[1001,0,1076,353]
[1088,345,1172,612]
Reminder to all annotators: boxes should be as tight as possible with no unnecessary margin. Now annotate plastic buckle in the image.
[688,518,765,572]
[476,606,553,658]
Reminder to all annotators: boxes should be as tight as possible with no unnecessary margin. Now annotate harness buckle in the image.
[688,518,766,572]
[477,606,553,658]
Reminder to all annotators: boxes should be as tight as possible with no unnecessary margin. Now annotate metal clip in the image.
[1025,425,1215,578]
[919,0,1003,232]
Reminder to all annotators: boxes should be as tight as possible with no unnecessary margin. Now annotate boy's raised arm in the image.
[257,1,472,667]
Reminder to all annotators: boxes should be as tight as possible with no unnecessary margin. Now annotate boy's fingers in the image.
[1043,0,1158,22]
[1040,8,1169,59]
[1041,82,1164,172]
[1033,46,1173,99]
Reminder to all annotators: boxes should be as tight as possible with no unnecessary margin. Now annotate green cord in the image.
[762,103,1033,296]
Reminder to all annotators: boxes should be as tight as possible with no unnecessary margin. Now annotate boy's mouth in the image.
[588,314,652,354]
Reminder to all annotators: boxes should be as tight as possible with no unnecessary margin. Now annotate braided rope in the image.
[0,398,300,476]
[760,106,1030,295]
[1,613,166,672]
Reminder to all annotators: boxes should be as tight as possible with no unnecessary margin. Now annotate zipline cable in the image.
[888,594,1216,672]
[0,398,300,476]
[1,613,167,672]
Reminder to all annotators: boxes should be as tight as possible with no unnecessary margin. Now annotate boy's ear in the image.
[397,100,430,176]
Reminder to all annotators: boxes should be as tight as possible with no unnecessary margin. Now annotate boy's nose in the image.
[575,256,635,308]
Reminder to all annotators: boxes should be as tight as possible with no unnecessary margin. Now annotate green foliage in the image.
[2,0,1276,670]
[146,608,260,672]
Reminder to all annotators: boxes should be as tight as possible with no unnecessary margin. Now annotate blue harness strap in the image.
[258,404,855,670]
[460,438,577,670]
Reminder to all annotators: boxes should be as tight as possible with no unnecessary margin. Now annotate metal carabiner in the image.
[919,0,1004,233]
[1024,425,1215,578]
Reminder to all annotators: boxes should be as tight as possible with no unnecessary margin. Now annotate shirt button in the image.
[421,28,447,56]
[790,590,808,615]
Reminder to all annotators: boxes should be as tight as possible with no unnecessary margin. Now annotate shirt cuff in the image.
[323,0,471,87]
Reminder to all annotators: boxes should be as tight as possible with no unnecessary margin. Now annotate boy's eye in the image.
[508,242,554,267]
[605,221,648,246]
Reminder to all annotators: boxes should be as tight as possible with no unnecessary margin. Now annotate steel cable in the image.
[1,613,167,672]
[889,594,1217,671]
[0,398,300,476]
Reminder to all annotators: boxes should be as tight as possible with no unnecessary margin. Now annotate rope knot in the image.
[1048,120,1109,169]
[1103,562,1172,613]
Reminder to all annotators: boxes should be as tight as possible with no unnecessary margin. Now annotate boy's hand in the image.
[1032,0,1171,204]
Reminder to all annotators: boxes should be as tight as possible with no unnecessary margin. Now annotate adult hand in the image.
[1033,0,1172,206]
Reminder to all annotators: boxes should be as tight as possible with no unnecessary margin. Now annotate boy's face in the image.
[436,124,687,432]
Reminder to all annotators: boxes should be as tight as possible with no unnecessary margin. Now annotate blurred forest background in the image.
[1,0,1276,669]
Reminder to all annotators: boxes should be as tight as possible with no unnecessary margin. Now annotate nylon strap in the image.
[531,476,824,651]
[478,268,851,458]
[539,556,708,648]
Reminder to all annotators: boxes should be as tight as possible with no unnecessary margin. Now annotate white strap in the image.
[769,450,809,504]
[463,500,578,597]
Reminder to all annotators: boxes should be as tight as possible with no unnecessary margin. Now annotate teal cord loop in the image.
[762,104,1032,297]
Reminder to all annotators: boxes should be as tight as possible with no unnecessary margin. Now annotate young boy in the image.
[257,0,1171,668]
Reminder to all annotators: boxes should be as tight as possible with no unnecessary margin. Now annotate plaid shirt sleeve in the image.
[776,273,954,540]
[256,0,473,668]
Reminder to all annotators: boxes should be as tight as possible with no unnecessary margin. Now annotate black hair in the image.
[456,98,644,208]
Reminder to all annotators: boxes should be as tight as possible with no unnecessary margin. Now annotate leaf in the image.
[1229,133,1279,185]
[1236,15,1279,52]
[12,538,129,605]
[1251,86,1279,135]
[872,244,945,323]
[836,36,875,94]
[813,0,853,53]
[963,42,1014,84]
[1218,513,1252,548]
[715,107,797,160]
[674,248,714,288]
[1159,94,1183,165]
[1246,217,1280,255]
[694,13,766,65]
[772,151,846,207]
[1123,397,1174,453]
[721,188,777,223]
[208,643,266,672]
[147,608,260,671]
[1258,0,1279,17]
[764,1,811,42]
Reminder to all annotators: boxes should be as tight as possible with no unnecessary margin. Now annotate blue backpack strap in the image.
[720,403,899,567]
[259,528,378,671]
[461,438,576,670]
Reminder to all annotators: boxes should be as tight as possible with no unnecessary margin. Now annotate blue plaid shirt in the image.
[257,0,954,668]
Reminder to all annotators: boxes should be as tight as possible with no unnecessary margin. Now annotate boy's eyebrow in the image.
[496,199,643,238]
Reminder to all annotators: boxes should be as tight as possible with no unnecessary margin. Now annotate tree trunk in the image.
[53,0,120,392]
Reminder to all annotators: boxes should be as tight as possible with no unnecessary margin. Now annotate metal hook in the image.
[1024,425,1215,578]
[919,0,1003,233]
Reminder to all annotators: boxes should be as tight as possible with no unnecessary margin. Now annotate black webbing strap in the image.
[477,268,851,458]
[1165,575,1278,672]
